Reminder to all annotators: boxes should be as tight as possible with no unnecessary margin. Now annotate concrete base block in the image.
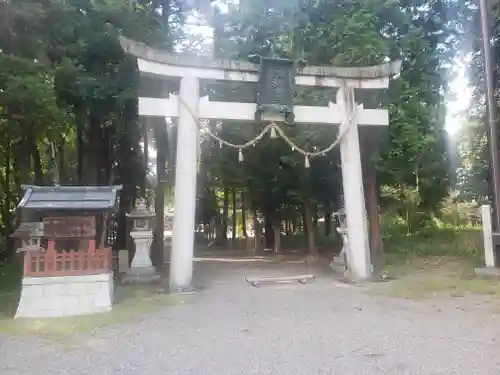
[168,284,196,294]
[329,256,347,274]
[16,273,114,318]
[474,267,500,280]
[122,266,160,284]
[329,256,375,283]
[122,274,161,284]
[163,240,171,264]
[118,249,129,273]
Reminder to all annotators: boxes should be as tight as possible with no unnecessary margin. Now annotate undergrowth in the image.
[383,226,482,260]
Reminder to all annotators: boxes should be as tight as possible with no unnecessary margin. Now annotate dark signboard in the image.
[256,57,296,123]
[43,216,96,239]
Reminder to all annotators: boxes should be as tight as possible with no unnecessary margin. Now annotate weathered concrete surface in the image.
[2,259,500,374]
[120,37,402,80]
[16,273,113,318]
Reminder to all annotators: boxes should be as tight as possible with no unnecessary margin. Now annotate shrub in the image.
[383,227,482,260]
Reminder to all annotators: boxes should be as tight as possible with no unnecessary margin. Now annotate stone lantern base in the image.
[123,267,160,284]
[122,230,160,284]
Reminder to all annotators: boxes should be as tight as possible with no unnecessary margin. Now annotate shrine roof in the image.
[17,185,123,212]
[120,37,401,81]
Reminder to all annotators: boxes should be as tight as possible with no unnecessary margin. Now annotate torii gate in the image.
[120,38,401,291]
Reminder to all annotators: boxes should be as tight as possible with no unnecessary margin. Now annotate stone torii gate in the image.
[120,38,401,291]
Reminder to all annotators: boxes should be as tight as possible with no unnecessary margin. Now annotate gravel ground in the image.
[2,259,500,375]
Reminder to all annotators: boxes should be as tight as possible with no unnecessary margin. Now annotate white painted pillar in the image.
[481,204,495,268]
[170,76,199,291]
[336,87,372,281]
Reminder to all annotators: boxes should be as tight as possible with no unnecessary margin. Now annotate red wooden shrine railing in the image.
[24,240,112,277]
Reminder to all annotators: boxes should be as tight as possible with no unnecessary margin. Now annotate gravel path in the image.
[2,260,500,375]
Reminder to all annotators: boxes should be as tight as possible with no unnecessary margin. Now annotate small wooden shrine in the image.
[13,185,122,318]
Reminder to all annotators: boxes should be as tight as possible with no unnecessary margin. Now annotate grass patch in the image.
[371,227,499,299]
[383,227,483,260]
[374,256,500,299]
[0,285,188,340]
[0,263,190,340]
[0,261,22,318]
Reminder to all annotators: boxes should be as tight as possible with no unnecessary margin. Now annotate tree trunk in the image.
[231,188,237,246]
[203,223,210,240]
[104,128,114,185]
[324,206,332,237]
[264,214,274,249]
[273,224,281,253]
[304,199,318,257]
[116,186,132,252]
[75,106,85,184]
[14,137,30,189]
[141,120,149,197]
[215,217,224,243]
[365,164,383,265]
[153,125,167,267]
[0,135,14,259]
[86,114,101,185]
[115,91,141,253]
[222,187,229,242]
[31,145,43,185]
[58,137,66,184]
[94,124,112,186]
[301,206,306,234]
[102,127,113,185]
[313,204,319,231]
[241,190,247,240]
[252,208,261,252]
[26,132,43,185]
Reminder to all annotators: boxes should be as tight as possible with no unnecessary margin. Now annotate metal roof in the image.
[17,185,123,211]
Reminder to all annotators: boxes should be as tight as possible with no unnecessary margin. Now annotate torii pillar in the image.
[169,76,199,291]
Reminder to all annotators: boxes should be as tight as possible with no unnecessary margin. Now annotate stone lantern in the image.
[123,198,160,283]
[330,208,349,274]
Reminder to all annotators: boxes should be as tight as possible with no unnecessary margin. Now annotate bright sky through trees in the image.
[446,61,472,135]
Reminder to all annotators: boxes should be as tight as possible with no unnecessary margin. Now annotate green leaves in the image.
[206,0,456,226]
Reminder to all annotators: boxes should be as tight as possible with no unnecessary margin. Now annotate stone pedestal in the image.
[123,230,160,284]
[475,205,499,279]
[163,236,172,265]
[330,227,349,275]
[481,204,495,268]
[474,267,500,280]
[16,273,114,318]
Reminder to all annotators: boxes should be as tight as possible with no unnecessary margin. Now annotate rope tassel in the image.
[304,155,310,168]
[238,149,244,162]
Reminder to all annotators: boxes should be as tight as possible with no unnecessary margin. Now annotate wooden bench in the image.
[245,274,315,287]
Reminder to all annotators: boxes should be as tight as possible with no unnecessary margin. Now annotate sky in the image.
[445,59,473,135]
